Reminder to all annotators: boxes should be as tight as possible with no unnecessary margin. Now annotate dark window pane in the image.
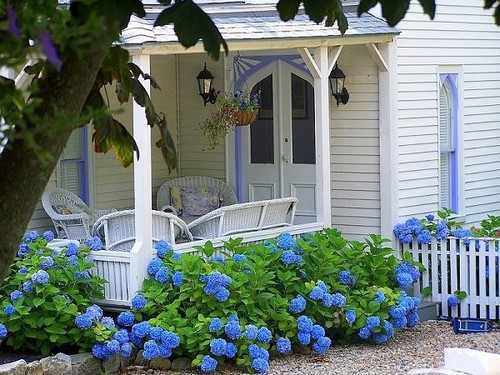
[292,74,315,164]
[250,75,274,164]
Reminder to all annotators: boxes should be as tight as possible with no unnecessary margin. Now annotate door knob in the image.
[282,155,289,164]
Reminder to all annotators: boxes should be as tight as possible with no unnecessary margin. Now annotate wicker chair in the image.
[188,197,298,240]
[156,176,238,223]
[42,188,116,242]
[92,210,193,252]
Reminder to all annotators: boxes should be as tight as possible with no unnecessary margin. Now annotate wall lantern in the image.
[329,64,350,106]
[196,63,218,106]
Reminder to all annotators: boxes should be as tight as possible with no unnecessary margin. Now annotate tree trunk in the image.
[0,46,109,280]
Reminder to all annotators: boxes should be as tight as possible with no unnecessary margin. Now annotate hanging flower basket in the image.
[234,109,258,126]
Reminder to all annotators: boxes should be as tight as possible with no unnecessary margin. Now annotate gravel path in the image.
[126,320,500,375]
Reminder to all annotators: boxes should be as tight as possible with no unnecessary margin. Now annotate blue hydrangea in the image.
[312,336,331,355]
[407,311,420,328]
[200,355,217,373]
[309,286,325,301]
[160,331,180,349]
[130,332,144,347]
[147,257,163,276]
[288,295,306,314]
[117,311,135,327]
[297,331,311,345]
[391,316,407,329]
[256,327,272,343]
[148,326,163,341]
[4,304,15,317]
[31,270,49,285]
[75,271,90,280]
[17,243,30,258]
[106,339,120,354]
[311,324,325,340]
[345,310,356,326]
[132,321,151,339]
[201,272,232,302]
[91,343,108,359]
[395,272,414,290]
[114,329,130,345]
[372,333,389,344]
[0,323,7,339]
[338,270,356,287]
[84,236,103,251]
[417,229,432,244]
[425,214,435,222]
[210,338,227,356]
[263,240,278,253]
[389,306,406,320]
[374,291,385,304]
[101,317,115,329]
[276,337,292,354]
[42,230,55,242]
[436,220,450,240]
[297,315,313,333]
[225,320,241,340]
[40,256,54,270]
[155,240,172,258]
[447,294,459,307]
[68,255,78,266]
[245,324,258,340]
[393,223,413,244]
[172,271,184,287]
[23,231,38,242]
[452,228,472,245]
[18,266,28,275]
[143,340,160,360]
[228,313,239,322]
[281,250,302,266]
[232,254,247,263]
[120,343,133,358]
[66,243,79,257]
[366,316,381,331]
[155,267,170,284]
[331,293,346,308]
[321,293,334,308]
[210,254,225,264]
[75,313,93,329]
[358,326,371,340]
[383,320,394,339]
[158,344,172,358]
[251,358,269,374]
[209,318,223,333]
[10,290,23,301]
[132,294,147,310]
[225,342,238,358]
[86,304,103,321]
[406,218,423,235]
[277,233,296,250]
[249,344,265,360]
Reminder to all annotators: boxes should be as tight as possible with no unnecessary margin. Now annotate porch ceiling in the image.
[121,3,398,54]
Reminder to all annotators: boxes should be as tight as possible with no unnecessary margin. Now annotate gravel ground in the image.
[125,320,500,375]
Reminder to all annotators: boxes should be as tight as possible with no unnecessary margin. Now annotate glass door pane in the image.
[250,75,274,164]
[291,74,315,165]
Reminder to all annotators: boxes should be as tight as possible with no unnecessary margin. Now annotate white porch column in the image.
[377,41,399,238]
[129,53,153,298]
[298,46,332,227]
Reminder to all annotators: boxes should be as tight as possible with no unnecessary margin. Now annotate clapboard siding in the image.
[331,45,381,239]
[396,0,500,225]
[177,55,226,179]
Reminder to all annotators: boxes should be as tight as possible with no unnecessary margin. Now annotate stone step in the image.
[418,301,439,321]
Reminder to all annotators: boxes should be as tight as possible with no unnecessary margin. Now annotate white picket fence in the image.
[397,237,500,320]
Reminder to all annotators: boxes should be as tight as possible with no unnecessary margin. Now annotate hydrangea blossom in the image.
[40,256,55,270]
[172,271,184,287]
[149,326,164,341]
[143,340,160,360]
[120,343,133,358]
[345,310,356,326]
[225,342,238,358]
[210,254,225,264]
[276,337,291,354]
[201,272,232,302]
[160,331,180,349]
[447,294,459,307]
[297,315,313,333]
[374,291,385,304]
[393,223,413,244]
[147,258,164,276]
[256,327,272,343]
[84,236,103,251]
[331,293,346,308]
[18,266,28,275]
[86,304,103,321]
[114,329,130,345]
[66,243,79,257]
[281,250,302,266]
[276,233,296,250]
[224,320,241,340]
[311,325,325,340]
[297,331,311,345]
[200,355,217,373]
[232,254,247,263]
[155,240,172,258]
[0,324,7,339]
[251,358,269,374]
[209,318,223,333]
[358,326,371,340]
[425,214,435,222]
[75,313,93,329]
[132,321,151,339]
[31,270,49,285]
[117,311,135,327]
[395,272,414,290]
[155,267,170,284]
[10,290,23,301]
[24,231,38,243]
[312,336,331,355]
[17,243,30,258]
[366,316,381,331]
[321,293,334,308]
[435,220,449,240]
[101,317,115,329]
[288,295,306,314]
[245,324,258,340]
[416,229,432,244]
[210,338,227,356]
[106,339,120,354]
[132,294,147,310]
[452,228,472,245]
[249,344,268,360]
[309,286,325,301]
[338,270,356,287]
[4,304,15,317]
[91,343,108,359]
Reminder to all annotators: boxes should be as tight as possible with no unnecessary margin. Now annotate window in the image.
[439,74,460,212]
[250,75,274,164]
[57,127,89,203]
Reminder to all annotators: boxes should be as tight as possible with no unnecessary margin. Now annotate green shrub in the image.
[0,231,105,354]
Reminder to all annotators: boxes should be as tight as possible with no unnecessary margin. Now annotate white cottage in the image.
[24,0,500,304]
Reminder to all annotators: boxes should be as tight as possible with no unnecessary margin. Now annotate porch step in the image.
[418,301,439,321]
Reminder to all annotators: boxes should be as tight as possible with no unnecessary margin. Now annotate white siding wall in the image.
[177,54,226,179]
[331,45,381,239]
[396,0,500,225]
[27,55,178,233]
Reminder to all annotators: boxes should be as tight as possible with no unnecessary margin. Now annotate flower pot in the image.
[234,110,257,126]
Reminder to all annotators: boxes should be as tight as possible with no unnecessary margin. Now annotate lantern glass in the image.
[196,63,214,97]
[329,64,346,97]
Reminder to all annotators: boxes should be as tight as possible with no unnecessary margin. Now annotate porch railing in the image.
[397,237,500,320]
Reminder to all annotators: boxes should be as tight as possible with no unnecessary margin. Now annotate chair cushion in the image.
[181,186,220,217]
[55,205,73,215]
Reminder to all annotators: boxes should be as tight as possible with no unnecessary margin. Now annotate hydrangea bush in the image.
[0,231,104,354]
[118,230,423,373]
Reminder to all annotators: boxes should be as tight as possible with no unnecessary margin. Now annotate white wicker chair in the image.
[156,176,238,222]
[92,210,193,252]
[42,188,116,242]
[187,197,298,240]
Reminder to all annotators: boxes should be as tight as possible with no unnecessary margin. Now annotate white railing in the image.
[397,237,500,320]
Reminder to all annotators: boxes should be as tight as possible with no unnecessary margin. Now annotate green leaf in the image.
[454,290,468,300]
[154,0,228,60]
[421,286,432,298]
[277,0,301,21]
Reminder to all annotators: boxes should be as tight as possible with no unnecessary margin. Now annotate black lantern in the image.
[329,64,349,106]
[197,63,218,106]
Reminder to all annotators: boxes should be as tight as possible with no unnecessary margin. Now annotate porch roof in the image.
[121,2,398,49]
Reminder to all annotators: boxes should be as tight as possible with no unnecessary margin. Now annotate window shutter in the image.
[57,128,87,201]
[439,82,452,209]
[440,153,450,209]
